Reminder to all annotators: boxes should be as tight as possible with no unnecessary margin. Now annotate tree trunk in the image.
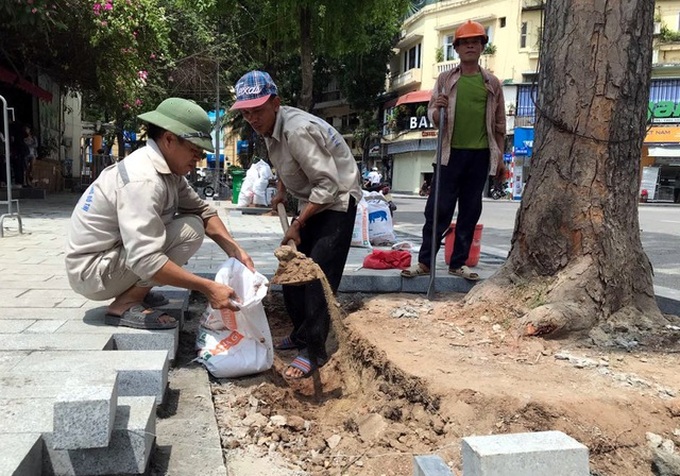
[299,5,313,111]
[467,0,669,346]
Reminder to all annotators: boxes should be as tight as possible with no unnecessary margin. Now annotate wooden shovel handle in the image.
[276,202,297,250]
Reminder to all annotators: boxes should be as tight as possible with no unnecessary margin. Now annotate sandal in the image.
[401,263,430,278]
[285,354,326,379]
[142,291,170,307]
[448,265,480,281]
[105,304,177,329]
[274,335,298,351]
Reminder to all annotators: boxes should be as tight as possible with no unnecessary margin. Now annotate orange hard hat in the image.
[454,20,488,45]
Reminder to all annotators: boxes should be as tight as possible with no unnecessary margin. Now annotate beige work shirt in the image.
[65,140,216,295]
[265,106,362,212]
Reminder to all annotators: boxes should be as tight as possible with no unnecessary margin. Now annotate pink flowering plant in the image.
[89,0,169,118]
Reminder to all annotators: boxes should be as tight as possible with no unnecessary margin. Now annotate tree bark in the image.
[467,0,669,346]
[299,5,313,111]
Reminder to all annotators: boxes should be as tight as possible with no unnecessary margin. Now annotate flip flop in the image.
[449,265,480,281]
[274,335,298,351]
[105,304,177,329]
[142,291,170,307]
[401,263,429,278]
[285,354,326,379]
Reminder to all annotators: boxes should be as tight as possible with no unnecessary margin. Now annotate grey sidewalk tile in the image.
[0,334,114,352]
[1,308,92,320]
[0,320,35,333]
[55,299,89,308]
[25,320,67,333]
[0,374,79,399]
[0,351,31,372]
[57,320,179,362]
[0,433,42,476]
[8,350,169,405]
[0,398,55,433]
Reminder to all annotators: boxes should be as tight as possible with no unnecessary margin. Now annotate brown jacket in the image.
[428,65,506,175]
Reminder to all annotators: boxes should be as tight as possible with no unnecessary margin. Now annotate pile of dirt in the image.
[206,291,680,476]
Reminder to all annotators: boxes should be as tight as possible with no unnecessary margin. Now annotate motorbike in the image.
[490,181,510,200]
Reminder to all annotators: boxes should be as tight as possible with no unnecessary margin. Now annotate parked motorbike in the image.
[490,181,510,200]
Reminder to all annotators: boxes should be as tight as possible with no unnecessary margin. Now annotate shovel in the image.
[272,203,323,286]
[426,103,446,300]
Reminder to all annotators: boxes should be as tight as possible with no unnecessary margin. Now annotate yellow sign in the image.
[645,126,680,143]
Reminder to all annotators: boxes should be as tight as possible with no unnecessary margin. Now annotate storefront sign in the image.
[409,116,434,129]
[648,101,680,124]
[645,126,680,143]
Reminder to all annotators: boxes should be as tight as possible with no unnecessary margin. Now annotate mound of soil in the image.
[207,291,680,476]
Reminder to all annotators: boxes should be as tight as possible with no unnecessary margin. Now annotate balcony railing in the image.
[433,56,495,77]
[391,68,422,90]
[522,0,544,10]
[433,60,459,78]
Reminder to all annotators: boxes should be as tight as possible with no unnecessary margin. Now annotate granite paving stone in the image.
[52,371,119,450]
[43,396,156,476]
[0,433,42,476]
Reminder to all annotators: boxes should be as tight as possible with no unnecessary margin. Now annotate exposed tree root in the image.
[463,258,678,350]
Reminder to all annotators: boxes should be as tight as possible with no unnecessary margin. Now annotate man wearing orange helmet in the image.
[402,19,506,281]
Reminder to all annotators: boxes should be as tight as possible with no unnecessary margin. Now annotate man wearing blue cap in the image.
[231,70,362,379]
[66,98,254,329]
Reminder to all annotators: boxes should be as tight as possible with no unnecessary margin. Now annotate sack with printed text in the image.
[351,198,371,248]
[195,258,273,378]
[365,193,396,246]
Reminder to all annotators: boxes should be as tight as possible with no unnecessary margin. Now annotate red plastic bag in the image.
[362,250,412,270]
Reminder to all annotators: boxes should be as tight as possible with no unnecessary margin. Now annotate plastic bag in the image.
[351,198,371,248]
[362,250,411,270]
[195,258,273,378]
[252,161,274,206]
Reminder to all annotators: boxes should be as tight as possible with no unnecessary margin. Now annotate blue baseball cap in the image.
[230,70,278,110]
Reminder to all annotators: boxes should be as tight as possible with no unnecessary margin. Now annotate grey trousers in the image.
[82,215,204,301]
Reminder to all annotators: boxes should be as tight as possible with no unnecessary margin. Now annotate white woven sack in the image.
[196,258,273,378]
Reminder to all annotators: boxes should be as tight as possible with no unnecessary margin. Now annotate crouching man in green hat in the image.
[65,98,254,329]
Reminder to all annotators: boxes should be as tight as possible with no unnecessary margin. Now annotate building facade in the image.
[384,0,680,201]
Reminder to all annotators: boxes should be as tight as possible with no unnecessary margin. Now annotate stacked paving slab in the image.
[0,290,187,475]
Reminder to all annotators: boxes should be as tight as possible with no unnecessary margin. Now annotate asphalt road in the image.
[392,195,680,292]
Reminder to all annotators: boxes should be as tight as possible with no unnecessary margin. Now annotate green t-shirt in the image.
[451,73,489,149]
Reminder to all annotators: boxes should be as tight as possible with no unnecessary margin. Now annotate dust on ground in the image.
[194,291,680,475]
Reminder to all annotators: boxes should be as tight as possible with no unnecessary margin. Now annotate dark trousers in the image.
[418,148,490,269]
[283,197,357,363]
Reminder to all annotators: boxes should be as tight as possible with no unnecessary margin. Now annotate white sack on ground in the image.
[196,258,273,378]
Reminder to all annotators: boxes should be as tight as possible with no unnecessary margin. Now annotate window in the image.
[444,35,458,61]
[485,26,493,44]
[520,21,528,48]
[403,43,421,71]
[500,17,506,28]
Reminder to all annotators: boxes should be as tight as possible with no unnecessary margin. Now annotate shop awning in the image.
[0,66,53,102]
[395,90,431,106]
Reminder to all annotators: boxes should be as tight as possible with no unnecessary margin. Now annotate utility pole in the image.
[213,58,221,196]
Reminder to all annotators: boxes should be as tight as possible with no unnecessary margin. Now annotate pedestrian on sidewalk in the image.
[65,98,254,329]
[401,20,506,282]
[230,70,362,379]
